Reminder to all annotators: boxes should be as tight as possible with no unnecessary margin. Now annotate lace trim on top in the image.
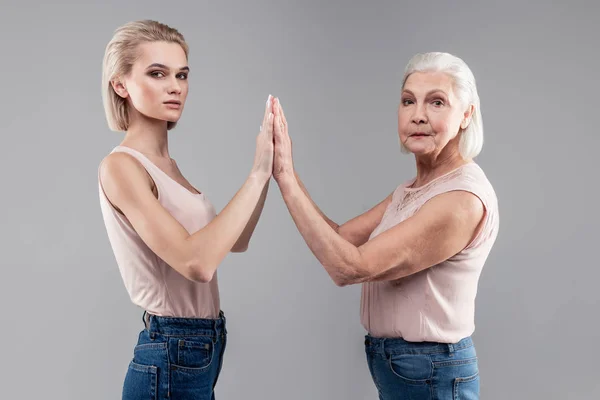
[374,164,477,237]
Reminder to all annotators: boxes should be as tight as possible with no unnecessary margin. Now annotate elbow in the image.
[329,263,367,287]
[231,236,250,253]
[185,261,216,283]
[333,276,351,287]
[230,244,248,253]
[333,274,362,287]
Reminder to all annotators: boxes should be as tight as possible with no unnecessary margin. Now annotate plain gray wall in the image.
[1,0,598,399]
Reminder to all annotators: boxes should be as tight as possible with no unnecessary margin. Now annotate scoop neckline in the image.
[404,162,476,192]
[114,145,204,197]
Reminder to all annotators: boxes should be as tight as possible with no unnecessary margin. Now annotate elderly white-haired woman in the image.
[270,52,499,399]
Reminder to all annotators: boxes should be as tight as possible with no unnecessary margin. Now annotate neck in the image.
[121,111,171,159]
[412,147,470,188]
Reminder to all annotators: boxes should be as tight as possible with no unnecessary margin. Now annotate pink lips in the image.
[164,100,181,109]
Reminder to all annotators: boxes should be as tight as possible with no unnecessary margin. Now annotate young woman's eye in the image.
[150,71,165,78]
[177,73,188,80]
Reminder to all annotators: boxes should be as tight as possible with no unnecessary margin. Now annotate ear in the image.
[461,104,475,130]
[111,79,129,99]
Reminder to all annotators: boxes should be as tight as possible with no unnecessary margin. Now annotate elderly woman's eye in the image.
[432,100,444,106]
[402,99,414,105]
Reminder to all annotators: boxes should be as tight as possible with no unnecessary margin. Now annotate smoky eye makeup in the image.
[427,90,449,103]
[148,70,166,78]
[400,95,414,105]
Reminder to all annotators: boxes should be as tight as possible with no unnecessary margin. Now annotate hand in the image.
[272,97,296,188]
[251,95,275,183]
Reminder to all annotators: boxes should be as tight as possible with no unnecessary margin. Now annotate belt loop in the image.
[219,310,227,336]
[142,311,150,330]
[143,311,155,340]
[211,314,218,343]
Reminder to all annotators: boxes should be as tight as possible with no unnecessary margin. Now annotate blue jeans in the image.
[122,311,227,400]
[365,335,479,399]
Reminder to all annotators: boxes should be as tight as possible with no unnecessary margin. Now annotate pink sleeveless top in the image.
[98,146,220,318]
[360,162,499,343]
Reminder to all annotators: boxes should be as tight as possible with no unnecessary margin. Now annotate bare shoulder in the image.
[99,152,155,208]
[418,189,485,227]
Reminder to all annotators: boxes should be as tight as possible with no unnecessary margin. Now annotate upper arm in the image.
[99,153,205,282]
[337,192,393,246]
[356,190,486,282]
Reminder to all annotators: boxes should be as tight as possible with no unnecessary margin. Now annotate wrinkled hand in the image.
[251,95,275,183]
[272,97,295,187]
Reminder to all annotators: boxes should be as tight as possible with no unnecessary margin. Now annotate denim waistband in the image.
[143,310,227,337]
[365,335,473,355]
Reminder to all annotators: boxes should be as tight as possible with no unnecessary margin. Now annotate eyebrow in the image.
[146,63,190,71]
[402,89,448,97]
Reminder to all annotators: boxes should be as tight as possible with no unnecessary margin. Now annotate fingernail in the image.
[267,94,272,106]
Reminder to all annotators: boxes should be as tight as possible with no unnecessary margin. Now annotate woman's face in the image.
[398,71,472,158]
[115,41,189,125]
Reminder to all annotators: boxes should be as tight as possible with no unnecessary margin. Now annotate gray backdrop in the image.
[1,0,598,399]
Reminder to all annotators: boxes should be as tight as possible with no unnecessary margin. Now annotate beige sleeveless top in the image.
[98,146,220,318]
[361,162,499,343]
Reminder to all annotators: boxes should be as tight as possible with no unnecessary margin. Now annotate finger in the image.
[266,112,274,139]
[276,100,288,138]
[274,114,283,143]
[272,99,283,131]
[277,98,287,125]
[273,97,281,118]
[261,94,273,131]
[275,97,282,118]
[281,110,288,132]
[276,100,288,139]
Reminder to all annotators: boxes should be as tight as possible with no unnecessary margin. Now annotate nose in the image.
[167,76,182,95]
[412,103,427,125]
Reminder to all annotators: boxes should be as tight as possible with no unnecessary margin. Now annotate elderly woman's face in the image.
[398,71,470,157]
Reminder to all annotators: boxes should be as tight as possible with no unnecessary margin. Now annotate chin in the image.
[405,145,433,156]
[164,113,183,123]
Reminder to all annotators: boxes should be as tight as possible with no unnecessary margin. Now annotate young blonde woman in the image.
[98,20,274,399]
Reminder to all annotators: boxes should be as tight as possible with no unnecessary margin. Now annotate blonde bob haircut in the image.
[400,52,484,160]
[102,20,189,132]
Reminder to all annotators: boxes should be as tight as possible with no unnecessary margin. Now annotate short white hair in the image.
[399,52,483,160]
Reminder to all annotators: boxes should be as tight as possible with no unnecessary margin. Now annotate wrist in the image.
[248,170,270,187]
[276,171,298,196]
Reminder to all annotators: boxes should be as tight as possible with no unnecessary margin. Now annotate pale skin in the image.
[99,41,275,283]
[271,71,485,287]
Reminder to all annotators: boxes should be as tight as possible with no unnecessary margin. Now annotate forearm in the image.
[187,173,268,278]
[231,179,270,252]
[279,176,363,286]
[294,171,340,232]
